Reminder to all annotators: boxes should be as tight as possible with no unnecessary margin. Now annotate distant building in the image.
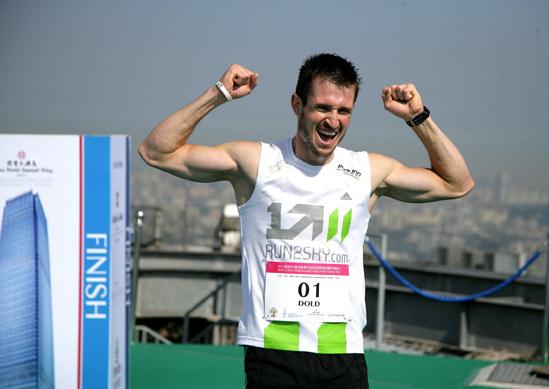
[496,172,509,204]
[462,248,491,270]
[437,245,464,267]
[0,192,55,388]
[491,251,527,275]
[213,203,241,252]
[439,246,493,270]
[437,244,543,277]
[495,171,549,206]
[131,205,163,247]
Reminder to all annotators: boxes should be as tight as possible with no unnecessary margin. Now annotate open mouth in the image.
[317,127,337,144]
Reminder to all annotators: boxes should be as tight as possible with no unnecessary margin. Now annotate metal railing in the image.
[543,232,549,363]
[135,325,173,344]
[182,270,241,343]
[367,233,388,350]
[130,210,549,358]
[131,210,144,343]
[368,232,549,360]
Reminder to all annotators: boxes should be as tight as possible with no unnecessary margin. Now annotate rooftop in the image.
[131,343,548,389]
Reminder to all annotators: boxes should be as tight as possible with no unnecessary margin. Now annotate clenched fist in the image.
[217,64,259,101]
[382,83,424,122]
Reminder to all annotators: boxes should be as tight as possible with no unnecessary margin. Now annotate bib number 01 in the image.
[264,261,350,322]
[298,282,319,298]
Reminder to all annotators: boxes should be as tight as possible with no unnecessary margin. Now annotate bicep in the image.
[371,154,458,203]
[141,141,257,183]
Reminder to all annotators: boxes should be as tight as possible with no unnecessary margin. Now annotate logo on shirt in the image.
[340,192,352,201]
[266,202,352,243]
[269,160,286,173]
[337,164,361,179]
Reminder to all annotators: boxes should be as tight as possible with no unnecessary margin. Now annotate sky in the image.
[1,0,548,186]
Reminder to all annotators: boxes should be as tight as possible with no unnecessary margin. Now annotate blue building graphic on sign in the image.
[0,192,55,388]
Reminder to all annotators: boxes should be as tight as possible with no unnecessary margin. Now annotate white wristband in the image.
[215,80,232,102]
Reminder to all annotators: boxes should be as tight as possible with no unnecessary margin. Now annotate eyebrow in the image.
[314,104,332,109]
[314,103,353,112]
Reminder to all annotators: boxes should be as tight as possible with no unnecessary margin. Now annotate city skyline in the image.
[1,0,548,186]
[132,168,548,277]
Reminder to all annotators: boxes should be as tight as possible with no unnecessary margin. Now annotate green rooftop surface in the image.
[131,343,498,389]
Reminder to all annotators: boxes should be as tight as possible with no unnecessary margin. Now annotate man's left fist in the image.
[382,83,424,121]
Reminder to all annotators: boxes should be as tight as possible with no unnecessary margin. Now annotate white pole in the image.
[375,234,388,350]
[543,233,549,363]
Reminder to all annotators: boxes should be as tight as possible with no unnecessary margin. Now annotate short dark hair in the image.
[295,53,362,105]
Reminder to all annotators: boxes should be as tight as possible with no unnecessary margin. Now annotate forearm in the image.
[412,117,474,195]
[140,85,226,162]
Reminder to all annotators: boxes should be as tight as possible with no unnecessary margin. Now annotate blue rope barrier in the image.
[366,238,546,302]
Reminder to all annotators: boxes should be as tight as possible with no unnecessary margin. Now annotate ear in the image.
[291,93,303,115]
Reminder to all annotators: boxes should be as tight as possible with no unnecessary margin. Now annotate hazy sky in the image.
[1,0,548,185]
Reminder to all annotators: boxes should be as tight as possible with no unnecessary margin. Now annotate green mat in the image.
[131,343,496,389]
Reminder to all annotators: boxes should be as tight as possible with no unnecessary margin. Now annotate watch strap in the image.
[406,106,430,127]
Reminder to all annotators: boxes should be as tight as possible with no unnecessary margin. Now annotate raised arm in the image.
[138,64,261,204]
[370,83,474,206]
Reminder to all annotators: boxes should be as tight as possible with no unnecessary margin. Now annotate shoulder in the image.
[222,140,261,152]
[368,152,403,193]
[222,140,261,162]
[368,152,400,171]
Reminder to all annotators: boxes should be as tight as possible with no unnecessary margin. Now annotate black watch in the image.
[406,106,430,127]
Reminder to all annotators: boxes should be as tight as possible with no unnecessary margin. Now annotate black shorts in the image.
[244,346,369,389]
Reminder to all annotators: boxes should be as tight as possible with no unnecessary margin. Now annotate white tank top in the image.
[237,138,371,354]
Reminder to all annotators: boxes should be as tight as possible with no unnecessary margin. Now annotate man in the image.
[139,54,474,388]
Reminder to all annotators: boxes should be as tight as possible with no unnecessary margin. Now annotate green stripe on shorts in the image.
[264,322,300,351]
[317,323,347,353]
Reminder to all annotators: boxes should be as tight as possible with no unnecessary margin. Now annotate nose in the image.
[325,111,339,129]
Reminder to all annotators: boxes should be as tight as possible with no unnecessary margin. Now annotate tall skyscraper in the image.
[0,192,55,388]
[496,172,510,204]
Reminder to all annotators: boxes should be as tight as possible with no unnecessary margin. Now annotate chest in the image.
[255,161,370,244]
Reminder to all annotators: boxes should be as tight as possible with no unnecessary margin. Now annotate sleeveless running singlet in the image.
[237,138,371,354]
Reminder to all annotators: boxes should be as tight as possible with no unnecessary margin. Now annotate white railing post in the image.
[375,233,388,350]
[543,233,549,363]
[131,210,144,343]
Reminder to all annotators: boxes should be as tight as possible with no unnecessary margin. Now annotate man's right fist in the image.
[218,64,259,100]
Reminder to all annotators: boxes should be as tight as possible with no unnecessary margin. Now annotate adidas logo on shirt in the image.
[340,192,352,201]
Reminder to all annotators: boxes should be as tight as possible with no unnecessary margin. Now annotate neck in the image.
[292,136,333,166]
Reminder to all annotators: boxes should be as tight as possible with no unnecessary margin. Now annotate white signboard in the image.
[0,134,130,389]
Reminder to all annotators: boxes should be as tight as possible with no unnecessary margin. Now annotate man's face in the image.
[292,77,356,165]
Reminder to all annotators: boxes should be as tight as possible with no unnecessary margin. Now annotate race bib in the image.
[264,261,351,322]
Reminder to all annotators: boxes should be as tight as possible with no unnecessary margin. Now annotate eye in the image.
[339,109,352,116]
[316,105,331,112]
